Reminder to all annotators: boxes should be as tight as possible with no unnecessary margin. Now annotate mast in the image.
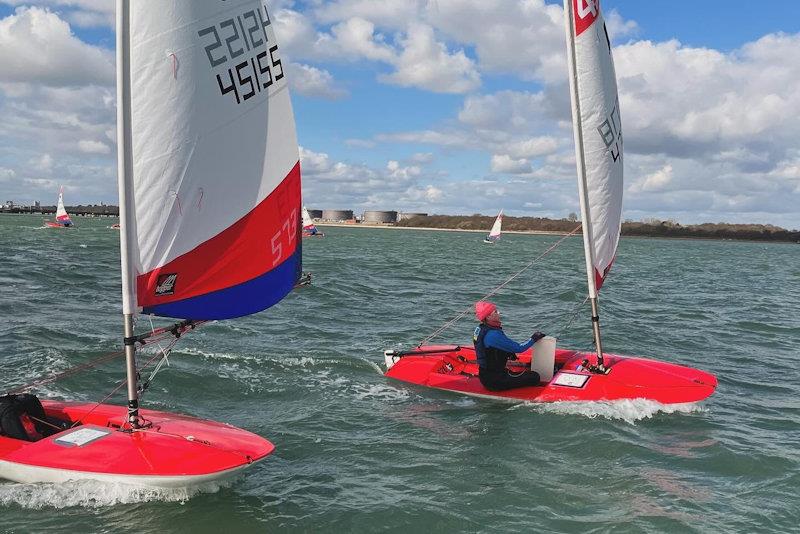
[116,0,140,425]
[564,0,605,368]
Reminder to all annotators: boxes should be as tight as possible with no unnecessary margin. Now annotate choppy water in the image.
[1,213,799,533]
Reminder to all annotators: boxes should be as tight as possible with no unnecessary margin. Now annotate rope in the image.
[417,224,583,347]
[552,295,589,340]
[72,335,182,429]
[5,350,126,396]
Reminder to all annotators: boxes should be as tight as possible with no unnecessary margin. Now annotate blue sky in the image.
[1,1,800,229]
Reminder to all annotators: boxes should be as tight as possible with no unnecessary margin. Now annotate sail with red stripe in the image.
[121,1,301,320]
[54,187,73,227]
[302,206,320,235]
[565,0,623,294]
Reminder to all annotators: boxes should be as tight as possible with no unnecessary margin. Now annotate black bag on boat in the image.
[0,393,51,441]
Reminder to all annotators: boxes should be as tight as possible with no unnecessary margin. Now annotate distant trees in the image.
[394,214,800,242]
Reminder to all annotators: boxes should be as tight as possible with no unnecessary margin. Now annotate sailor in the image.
[473,301,545,391]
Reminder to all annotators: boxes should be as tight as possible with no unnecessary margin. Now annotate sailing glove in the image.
[531,331,546,343]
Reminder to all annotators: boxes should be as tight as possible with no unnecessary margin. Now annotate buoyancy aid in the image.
[473,323,516,373]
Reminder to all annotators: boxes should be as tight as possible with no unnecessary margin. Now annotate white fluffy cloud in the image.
[289,63,348,99]
[0,7,114,86]
[491,154,531,174]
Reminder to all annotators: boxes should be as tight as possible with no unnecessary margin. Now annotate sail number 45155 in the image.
[197,2,284,105]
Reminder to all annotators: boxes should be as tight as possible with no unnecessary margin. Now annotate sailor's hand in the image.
[531,331,546,343]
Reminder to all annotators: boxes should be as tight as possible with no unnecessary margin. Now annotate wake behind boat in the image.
[384,0,716,406]
[1,0,301,488]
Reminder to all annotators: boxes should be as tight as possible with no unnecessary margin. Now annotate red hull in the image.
[385,345,717,404]
[0,401,274,487]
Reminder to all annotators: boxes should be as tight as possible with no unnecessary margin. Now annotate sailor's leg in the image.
[479,370,541,391]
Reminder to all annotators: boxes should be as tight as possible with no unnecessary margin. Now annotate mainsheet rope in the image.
[417,224,583,347]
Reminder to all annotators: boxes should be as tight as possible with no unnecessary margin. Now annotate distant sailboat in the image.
[384,0,717,405]
[44,187,73,228]
[483,210,502,243]
[302,206,323,237]
[1,0,301,487]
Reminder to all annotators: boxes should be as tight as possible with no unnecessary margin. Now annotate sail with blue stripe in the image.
[121,0,301,321]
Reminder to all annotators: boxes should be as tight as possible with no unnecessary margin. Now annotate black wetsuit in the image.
[473,323,541,391]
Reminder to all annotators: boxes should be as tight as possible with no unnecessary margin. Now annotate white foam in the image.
[351,383,411,402]
[513,399,706,424]
[0,478,231,509]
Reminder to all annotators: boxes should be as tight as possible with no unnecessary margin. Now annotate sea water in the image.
[1,214,798,532]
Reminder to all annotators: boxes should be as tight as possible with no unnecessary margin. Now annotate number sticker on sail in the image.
[196,2,285,105]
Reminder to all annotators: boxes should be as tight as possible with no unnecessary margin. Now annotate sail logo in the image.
[573,0,600,36]
[576,0,599,20]
[155,274,178,296]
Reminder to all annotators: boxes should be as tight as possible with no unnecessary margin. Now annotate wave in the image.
[513,398,707,424]
[0,478,231,509]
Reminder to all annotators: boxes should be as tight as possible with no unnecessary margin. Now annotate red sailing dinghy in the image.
[44,186,74,228]
[384,0,717,405]
[1,0,302,487]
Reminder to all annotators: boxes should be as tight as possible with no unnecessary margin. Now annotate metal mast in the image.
[115,0,140,425]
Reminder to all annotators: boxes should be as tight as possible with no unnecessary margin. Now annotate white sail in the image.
[119,0,301,318]
[488,210,503,239]
[55,188,69,221]
[564,0,623,294]
[302,206,314,229]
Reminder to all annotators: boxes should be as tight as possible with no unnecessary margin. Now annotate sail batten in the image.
[121,0,302,321]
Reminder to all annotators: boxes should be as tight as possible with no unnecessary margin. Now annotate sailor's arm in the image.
[484,330,533,354]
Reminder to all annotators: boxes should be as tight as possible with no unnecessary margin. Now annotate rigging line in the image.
[552,295,590,340]
[5,350,126,396]
[417,224,582,347]
[71,337,181,429]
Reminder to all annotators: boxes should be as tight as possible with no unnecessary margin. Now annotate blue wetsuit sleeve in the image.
[484,330,533,354]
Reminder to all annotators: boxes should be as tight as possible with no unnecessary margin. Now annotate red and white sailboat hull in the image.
[384,345,717,405]
[0,401,273,488]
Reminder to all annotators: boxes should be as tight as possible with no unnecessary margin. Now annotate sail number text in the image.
[197,1,284,105]
[597,98,622,162]
[270,208,298,266]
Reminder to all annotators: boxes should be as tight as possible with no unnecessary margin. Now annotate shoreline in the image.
[315,222,800,244]
[315,222,567,236]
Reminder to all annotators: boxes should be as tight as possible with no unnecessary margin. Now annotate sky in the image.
[1,1,800,229]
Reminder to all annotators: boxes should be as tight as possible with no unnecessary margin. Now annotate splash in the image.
[0,478,231,509]
[514,398,707,424]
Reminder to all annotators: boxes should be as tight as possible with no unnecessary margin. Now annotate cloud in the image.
[289,63,348,99]
[0,167,16,183]
[0,7,114,87]
[629,164,673,193]
[491,154,531,174]
[77,139,110,154]
[378,23,480,94]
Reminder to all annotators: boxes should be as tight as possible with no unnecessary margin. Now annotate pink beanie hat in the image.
[475,301,497,322]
